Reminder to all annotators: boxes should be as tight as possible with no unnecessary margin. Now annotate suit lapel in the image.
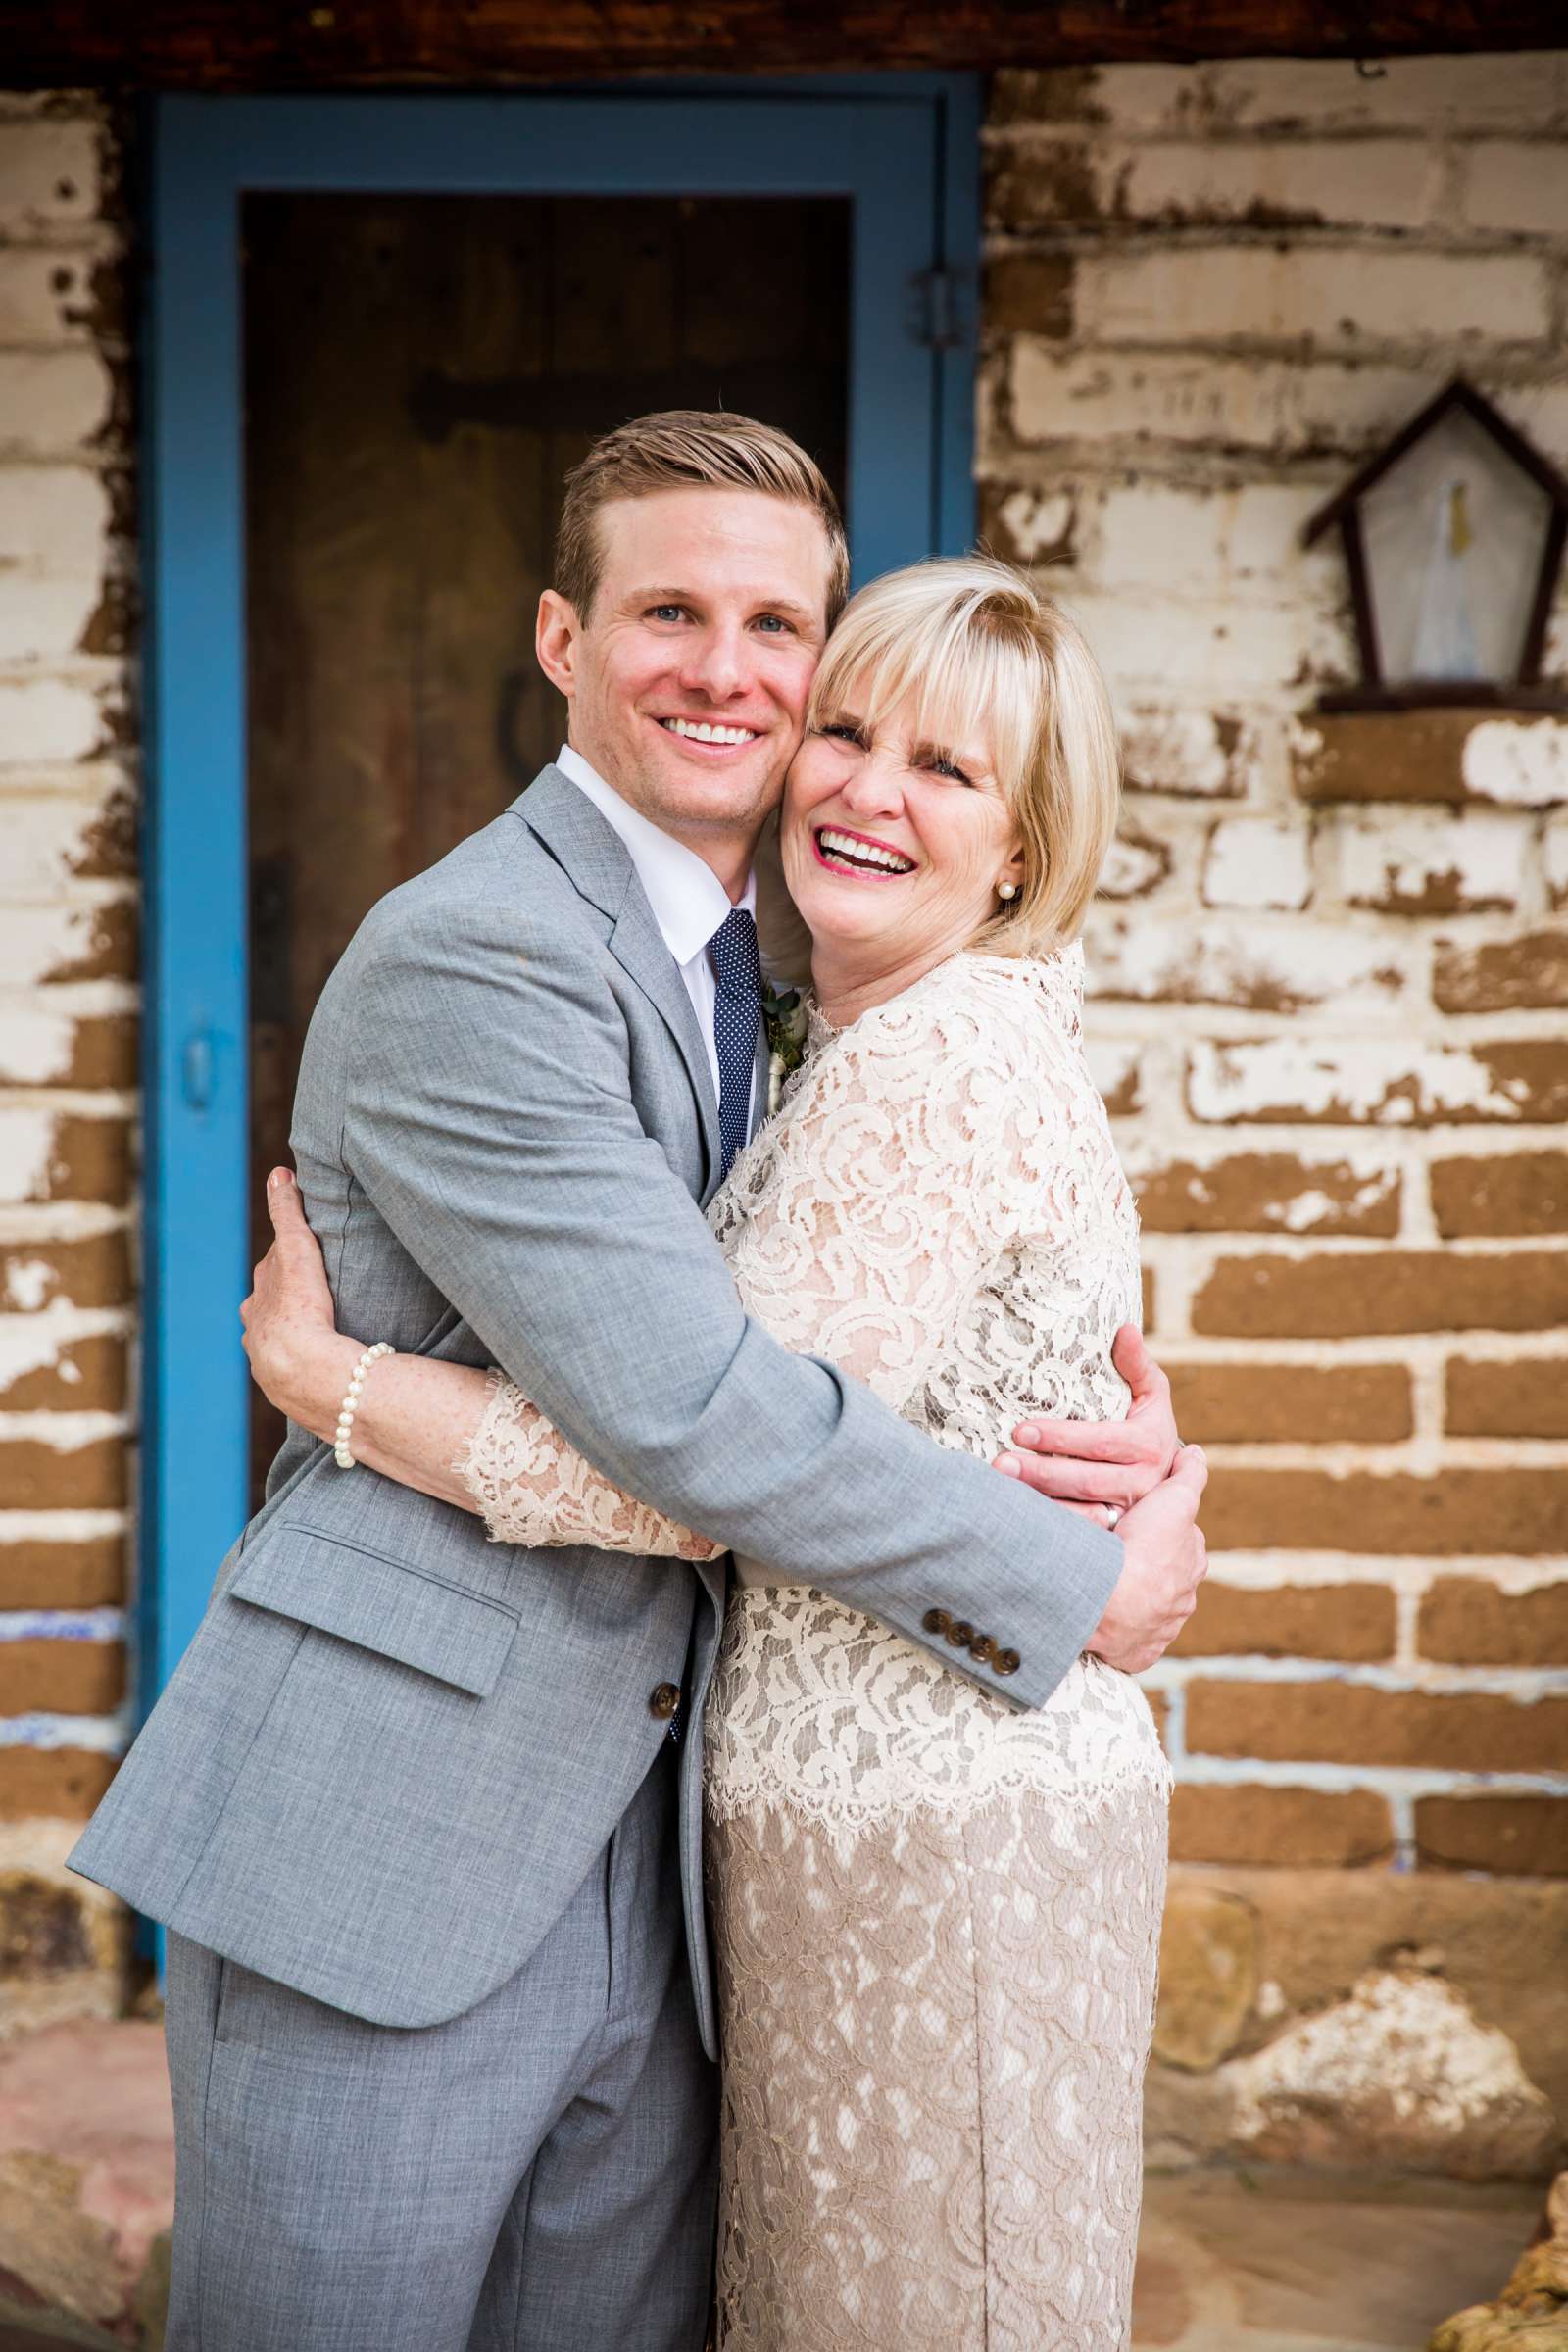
[748,1010,771,1145]
[608,900,724,1185]
[514,768,723,1184]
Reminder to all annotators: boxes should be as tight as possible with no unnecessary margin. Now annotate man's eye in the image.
[649,604,686,623]
[755,613,792,635]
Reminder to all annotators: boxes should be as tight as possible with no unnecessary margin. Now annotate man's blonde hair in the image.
[806,555,1121,956]
[555,411,850,625]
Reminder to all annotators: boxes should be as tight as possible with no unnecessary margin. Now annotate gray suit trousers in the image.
[162,1746,716,2352]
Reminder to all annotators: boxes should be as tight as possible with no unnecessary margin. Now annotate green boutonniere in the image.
[762,983,808,1073]
[761,982,809,1117]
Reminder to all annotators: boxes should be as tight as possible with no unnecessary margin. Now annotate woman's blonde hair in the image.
[804,554,1121,957]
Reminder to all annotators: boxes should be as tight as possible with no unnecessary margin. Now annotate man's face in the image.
[536,487,832,869]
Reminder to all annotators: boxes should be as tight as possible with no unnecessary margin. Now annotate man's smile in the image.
[657,715,761,751]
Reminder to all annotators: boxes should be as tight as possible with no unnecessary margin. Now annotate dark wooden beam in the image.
[1,1,1562,88]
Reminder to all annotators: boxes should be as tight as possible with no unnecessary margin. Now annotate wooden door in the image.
[244,192,851,1497]
[146,85,975,1698]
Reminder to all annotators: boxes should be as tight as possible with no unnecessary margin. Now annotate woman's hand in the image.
[241,1169,356,1441]
[992,1325,1181,1528]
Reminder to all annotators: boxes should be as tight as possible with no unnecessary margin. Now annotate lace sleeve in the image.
[458,959,1062,1552]
[460,1369,723,1560]
[709,963,1057,1416]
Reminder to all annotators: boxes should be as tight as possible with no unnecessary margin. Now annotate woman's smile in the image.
[811,823,919,879]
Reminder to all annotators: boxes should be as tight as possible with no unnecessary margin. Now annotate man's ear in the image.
[536,589,581,699]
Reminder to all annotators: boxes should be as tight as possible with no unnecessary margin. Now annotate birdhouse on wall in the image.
[1302,377,1568,712]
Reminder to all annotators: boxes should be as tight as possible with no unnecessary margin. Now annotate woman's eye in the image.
[820,723,861,744]
[930,756,973,785]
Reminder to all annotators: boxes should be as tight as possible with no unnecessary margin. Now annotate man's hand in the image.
[994,1326,1179,1525]
[1087,1445,1208,1675]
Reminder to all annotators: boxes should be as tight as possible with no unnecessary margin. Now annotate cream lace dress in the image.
[461,947,1170,2351]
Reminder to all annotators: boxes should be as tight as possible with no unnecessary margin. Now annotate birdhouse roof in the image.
[1303,376,1568,548]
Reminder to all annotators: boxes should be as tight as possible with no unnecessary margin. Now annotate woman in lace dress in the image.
[245,558,1177,2350]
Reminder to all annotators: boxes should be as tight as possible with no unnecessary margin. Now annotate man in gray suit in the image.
[72,413,1204,2351]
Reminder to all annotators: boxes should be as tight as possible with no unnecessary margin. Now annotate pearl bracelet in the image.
[333,1341,394,1468]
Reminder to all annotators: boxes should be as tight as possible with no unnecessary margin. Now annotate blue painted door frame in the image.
[140,79,980,1710]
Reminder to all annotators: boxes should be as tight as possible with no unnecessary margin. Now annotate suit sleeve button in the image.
[969,1634,995,1664]
[994,1649,1021,1677]
[947,1620,974,1648]
[922,1608,951,1636]
[649,1683,681,1719]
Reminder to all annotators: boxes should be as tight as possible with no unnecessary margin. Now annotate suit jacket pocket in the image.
[229,1525,520,1698]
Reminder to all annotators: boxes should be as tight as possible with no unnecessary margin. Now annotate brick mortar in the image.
[1152,1654,1568,1692]
[0,1710,126,1751]
[0,74,1564,1904]
[1174,1550,1568,1580]
[0,74,140,1937]
[0,985,141,1014]
[0,1511,130,1538]
[0,760,139,787]
[0,650,129,680]
[1155,1343,1568,1378]
[0,1088,139,1113]
[1092,999,1568,1034]
[0,1204,134,1237]
[986,52,1568,1873]
[0,1411,136,1439]
[1194,1438,1568,1464]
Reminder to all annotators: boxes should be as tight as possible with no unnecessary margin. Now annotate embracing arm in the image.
[244,1173,719,1560]
[250,1133,1203,1678]
[251,984,1052,1559]
[317,889,1136,1705]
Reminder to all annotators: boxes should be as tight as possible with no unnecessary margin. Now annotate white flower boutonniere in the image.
[762,983,808,1118]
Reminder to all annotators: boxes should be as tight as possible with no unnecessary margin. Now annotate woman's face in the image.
[780,688,1025,973]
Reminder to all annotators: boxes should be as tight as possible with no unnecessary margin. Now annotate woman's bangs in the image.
[811,599,1034,781]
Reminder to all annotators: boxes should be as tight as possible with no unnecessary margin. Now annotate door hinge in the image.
[912,265,967,353]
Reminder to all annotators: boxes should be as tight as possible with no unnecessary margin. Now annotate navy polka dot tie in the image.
[710,906,762,1180]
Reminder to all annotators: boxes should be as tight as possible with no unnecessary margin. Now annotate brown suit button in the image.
[994,1648,1021,1677]
[947,1620,975,1648]
[922,1608,951,1636]
[649,1683,681,1720]
[969,1634,996,1665]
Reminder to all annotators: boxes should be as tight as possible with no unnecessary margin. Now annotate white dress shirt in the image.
[556,743,758,1121]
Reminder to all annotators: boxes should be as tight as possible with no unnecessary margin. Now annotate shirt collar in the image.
[556,744,756,970]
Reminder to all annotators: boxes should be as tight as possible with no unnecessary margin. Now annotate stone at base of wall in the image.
[5,1857,1563,2183]
[0,2020,171,2351]
[1428,2168,1568,2350]
[0,1827,134,2044]
[1149,1867,1568,2181]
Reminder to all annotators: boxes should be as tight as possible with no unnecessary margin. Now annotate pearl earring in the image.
[998,881,1018,902]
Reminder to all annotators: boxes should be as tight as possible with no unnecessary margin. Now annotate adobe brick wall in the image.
[0,60,1564,2165]
[985,51,1568,2166]
[0,91,137,2032]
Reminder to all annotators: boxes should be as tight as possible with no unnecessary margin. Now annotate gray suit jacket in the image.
[71,767,1120,2054]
